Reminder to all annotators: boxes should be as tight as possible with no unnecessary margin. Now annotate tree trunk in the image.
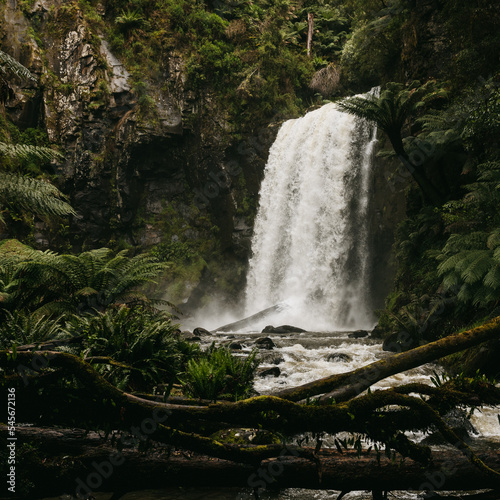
[389,132,443,205]
[307,13,314,57]
[275,316,500,402]
[4,318,500,495]
[213,304,284,332]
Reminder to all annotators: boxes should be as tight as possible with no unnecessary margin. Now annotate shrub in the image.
[71,306,197,391]
[181,343,258,401]
[0,311,66,349]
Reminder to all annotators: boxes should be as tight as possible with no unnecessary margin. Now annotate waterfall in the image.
[245,99,378,331]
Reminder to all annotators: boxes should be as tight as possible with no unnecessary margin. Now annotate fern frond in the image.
[483,263,500,290]
[0,142,62,161]
[461,252,493,284]
[0,50,36,82]
[0,172,75,218]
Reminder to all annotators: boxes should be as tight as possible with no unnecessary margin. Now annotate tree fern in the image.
[483,263,500,289]
[337,81,446,204]
[0,142,62,161]
[0,172,75,224]
[0,51,74,226]
[7,246,170,315]
[438,231,500,307]
[460,252,494,285]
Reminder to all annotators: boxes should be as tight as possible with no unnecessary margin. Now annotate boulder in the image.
[262,325,306,334]
[326,352,352,363]
[370,324,385,339]
[193,327,211,337]
[422,409,479,445]
[228,342,243,350]
[258,352,285,365]
[255,337,276,349]
[348,330,369,339]
[257,366,281,378]
[382,331,419,353]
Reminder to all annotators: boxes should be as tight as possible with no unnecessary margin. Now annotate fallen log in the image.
[275,316,500,402]
[3,318,500,496]
[4,425,500,497]
[212,303,287,332]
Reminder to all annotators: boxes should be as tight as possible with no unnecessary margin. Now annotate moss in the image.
[210,428,280,445]
[0,239,33,258]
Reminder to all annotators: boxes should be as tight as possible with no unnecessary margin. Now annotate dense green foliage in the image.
[3,0,500,382]
[0,239,257,396]
[338,81,447,204]
[0,244,170,316]
[0,50,74,228]
[71,307,199,391]
[329,2,500,358]
[99,0,324,127]
[181,343,258,401]
[377,78,500,347]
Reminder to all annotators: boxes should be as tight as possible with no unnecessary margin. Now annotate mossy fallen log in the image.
[4,425,500,498]
[274,316,500,402]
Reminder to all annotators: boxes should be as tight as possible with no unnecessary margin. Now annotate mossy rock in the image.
[210,428,280,445]
[0,239,33,258]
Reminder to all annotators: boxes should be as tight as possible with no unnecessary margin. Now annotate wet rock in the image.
[370,324,385,339]
[257,367,281,378]
[180,331,200,341]
[210,428,280,445]
[348,330,369,339]
[422,409,479,445]
[258,352,285,365]
[193,327,211,337]
[262,325,306,334]
[382,331,419,352]
[255,337,276,349]
[326,352,352,363]
[228,342,243,350]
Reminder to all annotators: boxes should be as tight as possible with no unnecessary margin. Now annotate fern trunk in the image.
[389,132,443,205]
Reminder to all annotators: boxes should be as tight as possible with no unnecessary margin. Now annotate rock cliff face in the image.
[1,0,269,257]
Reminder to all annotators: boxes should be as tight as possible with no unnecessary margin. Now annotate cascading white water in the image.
[245,99,378,331]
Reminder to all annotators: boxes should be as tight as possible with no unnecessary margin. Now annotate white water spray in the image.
[245,100,378,331]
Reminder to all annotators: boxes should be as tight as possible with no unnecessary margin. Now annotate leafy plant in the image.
[72,307,196,391]
[0,246,169,315]
[115,8,145,33]
[0,50,74,226]
[0,310,66,349]
[436,162,500,308]
[181,343,258,401]
[337,81,447,204]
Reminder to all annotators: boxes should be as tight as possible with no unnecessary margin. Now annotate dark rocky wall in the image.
[1,0,270,254]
